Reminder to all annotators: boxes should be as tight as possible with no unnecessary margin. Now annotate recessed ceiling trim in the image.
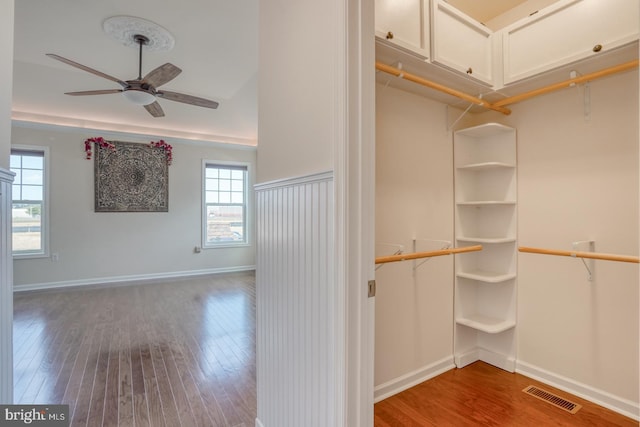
[11,111,258,148]
[103,16,175,52]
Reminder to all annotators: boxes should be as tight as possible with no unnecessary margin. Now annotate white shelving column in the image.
[453,123,517,372]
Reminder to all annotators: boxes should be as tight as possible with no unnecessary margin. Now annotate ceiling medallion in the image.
[102,16,175,52]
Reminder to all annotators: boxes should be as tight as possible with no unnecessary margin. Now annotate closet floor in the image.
[374,361,637,426]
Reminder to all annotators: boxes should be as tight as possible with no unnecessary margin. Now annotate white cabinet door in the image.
[431,0,494,86]
[502,0,640,84]
[375,0,430,59]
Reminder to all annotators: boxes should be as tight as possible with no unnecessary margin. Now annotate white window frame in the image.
[11,144,50,259]
[202,159,251,249]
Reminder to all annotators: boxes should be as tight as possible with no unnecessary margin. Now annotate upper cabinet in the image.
[431,0,494,86]
[375,0,639,95]
[375,0,430,59]
[502,0,640,85]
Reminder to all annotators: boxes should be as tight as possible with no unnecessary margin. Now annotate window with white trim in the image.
[11,146,49,257]
[203,162,248,247]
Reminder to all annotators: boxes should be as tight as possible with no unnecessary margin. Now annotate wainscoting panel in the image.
[0,168,14,403]
[255,172,337,427]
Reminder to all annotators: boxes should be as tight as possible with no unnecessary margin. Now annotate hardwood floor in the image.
[15,272,638,426]
[375,361,638,426]
[13,272,256,427]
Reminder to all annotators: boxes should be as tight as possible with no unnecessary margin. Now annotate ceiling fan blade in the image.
[65,89,123,96]
[156,90,219,109]
[142,63,182,88]
[46,53,127,88]
[144,101,165,118]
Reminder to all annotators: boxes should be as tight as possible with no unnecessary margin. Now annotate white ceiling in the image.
[12,0,258,146]
[446,0,529,24]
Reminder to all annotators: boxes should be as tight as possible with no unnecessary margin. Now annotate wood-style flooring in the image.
[13,272,256,427]
[15,272,637,426]
[375,361,638,426]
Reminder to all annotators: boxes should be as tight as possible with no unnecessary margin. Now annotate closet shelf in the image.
[457,270,516,283]
[457,237,516,244]
[456,201,516,206]
[456,315,516,334]
[456,162,515,171]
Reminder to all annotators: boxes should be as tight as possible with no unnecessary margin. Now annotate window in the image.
[11,146,49,257]
[203,162,248,247]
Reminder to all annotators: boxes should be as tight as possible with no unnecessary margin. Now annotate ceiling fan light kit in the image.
[46,15,219,117]
[122,88,156,105]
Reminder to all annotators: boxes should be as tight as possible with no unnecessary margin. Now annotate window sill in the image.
[13,252,49,260]
[203,242,251,249]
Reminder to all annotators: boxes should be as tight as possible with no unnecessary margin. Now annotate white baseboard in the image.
[13,265,255,292]
[374,356,455,403]
[516,360,640,421]
[455,347,515,372]
[255,418,265,427]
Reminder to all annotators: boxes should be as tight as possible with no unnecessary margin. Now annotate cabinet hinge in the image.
[368,280,376,298]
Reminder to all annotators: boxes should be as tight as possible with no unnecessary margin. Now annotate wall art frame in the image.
[94,140,169,212]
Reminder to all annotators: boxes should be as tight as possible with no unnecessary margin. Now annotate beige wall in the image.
[376,69,639,406]
[12,124,256,287]
[375,83,461,388]
[472,69,639,404]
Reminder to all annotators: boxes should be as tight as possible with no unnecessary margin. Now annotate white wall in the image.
[257,0,375,424]
[0,0,14,404]
[467,69,639,412]
[374,83,457,397]
[256,0,337,183]
[0,0,13,168]
[12,124,256,288]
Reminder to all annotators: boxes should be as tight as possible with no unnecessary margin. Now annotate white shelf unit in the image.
[454,123,517,372]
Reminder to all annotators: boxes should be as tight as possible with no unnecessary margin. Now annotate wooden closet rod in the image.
[494,60,639,108]
[375,245,482,265]
[375,62,512,115]
[519,246,640,264]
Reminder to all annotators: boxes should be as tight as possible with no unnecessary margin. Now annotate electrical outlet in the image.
[51,253,59,262]
[194,246,201,253]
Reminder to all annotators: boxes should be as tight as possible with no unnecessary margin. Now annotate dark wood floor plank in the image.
[138,338,167,427]
[102,324,121,427]
[174,327,232,426]
[86,325,114,427]
[157,336,199,427]
[16,321,69,403]
[147,332,182,427]
[62,325,100,424]
[117,323,134,427]
[70,327,105,427]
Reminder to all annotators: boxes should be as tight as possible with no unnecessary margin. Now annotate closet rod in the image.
[375,62,512,116]
[519,246,640,264]
[494,60,639,108]
[375,245,482,265]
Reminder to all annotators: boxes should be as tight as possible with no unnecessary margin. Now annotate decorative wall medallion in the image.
[95,141,168,212]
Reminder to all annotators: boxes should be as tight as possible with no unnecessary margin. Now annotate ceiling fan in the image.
[46,34,219,118]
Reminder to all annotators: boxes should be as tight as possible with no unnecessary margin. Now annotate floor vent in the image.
[522,385,582,414]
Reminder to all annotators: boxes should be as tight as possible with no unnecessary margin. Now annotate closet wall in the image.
[375,83,466,399]
[375,69,639,412]
[469,69,639,409]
